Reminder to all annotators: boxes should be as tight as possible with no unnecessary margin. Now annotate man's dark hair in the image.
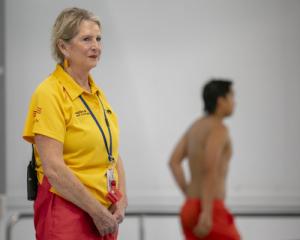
[202,79,233,114]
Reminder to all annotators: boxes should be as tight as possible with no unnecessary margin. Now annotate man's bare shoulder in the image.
[189,117,227,131]
[187,117,208,134]
[213,121,228,132]
[208,121,229,143]
[186,117,225,143]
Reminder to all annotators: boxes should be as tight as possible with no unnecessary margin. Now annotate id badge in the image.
[106,168,122,204]
[106,168,114,192]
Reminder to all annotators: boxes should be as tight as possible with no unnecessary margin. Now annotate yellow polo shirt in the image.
[23,65,119,208]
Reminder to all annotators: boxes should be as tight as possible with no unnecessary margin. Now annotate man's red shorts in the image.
[34,177,118,240]
[180,199,240,240]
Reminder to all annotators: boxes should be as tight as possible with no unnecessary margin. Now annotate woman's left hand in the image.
[109,198,127,224]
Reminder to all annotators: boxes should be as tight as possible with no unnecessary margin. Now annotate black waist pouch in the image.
[27,144,38,201]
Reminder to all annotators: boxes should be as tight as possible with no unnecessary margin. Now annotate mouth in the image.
[88,55,98,59]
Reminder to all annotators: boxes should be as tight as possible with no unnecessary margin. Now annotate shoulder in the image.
[190,117,228,134]
[214,122,228,133]
[33,74,64,100]
[209,121,229,141]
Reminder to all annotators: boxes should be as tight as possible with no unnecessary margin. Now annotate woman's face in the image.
[224,88,235,116]
[65,20,101,72]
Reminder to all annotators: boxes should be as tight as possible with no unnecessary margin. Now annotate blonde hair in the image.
[51,7,101,63]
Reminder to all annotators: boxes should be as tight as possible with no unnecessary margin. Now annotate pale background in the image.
[1,0,300,239]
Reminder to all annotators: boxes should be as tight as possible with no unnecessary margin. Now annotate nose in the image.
[91,38,100,52]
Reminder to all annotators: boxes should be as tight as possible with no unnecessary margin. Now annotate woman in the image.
[23,7,127,240]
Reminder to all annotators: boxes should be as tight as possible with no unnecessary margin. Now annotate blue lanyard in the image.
[79,95,114,162]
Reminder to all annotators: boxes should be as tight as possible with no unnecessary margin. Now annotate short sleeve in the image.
[23,86,66,144]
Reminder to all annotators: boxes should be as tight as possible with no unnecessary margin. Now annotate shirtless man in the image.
[169,79,240,240]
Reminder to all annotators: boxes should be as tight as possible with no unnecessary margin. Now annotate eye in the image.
[83,37,90,41]
[96,36,102,42]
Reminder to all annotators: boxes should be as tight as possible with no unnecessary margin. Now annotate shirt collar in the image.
[53,64,101,100]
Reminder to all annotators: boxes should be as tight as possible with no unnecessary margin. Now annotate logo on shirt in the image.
[75,109,90,117]
[33,107,42,117]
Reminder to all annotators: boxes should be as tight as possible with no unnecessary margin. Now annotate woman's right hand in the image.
[92,208,118,236]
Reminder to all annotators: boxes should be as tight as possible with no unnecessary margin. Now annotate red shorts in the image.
[180,199,240,240]
[34,177,118,240]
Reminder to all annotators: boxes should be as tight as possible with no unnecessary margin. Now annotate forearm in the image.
[45,161,108,217]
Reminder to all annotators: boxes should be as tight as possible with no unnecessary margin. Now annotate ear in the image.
[217,96,226,107]
[57,39,70,58]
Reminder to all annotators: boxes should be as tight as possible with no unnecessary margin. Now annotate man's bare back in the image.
[185,116,232,200]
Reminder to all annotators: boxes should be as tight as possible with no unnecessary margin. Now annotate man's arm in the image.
[193,125,228,237]
[169,132,188,195]
[34,134,118,236]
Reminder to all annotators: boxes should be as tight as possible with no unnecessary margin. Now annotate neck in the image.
[65,66,91,93]
[210,111,225,121]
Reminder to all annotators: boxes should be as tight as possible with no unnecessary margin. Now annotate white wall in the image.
[3,0,300,239]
